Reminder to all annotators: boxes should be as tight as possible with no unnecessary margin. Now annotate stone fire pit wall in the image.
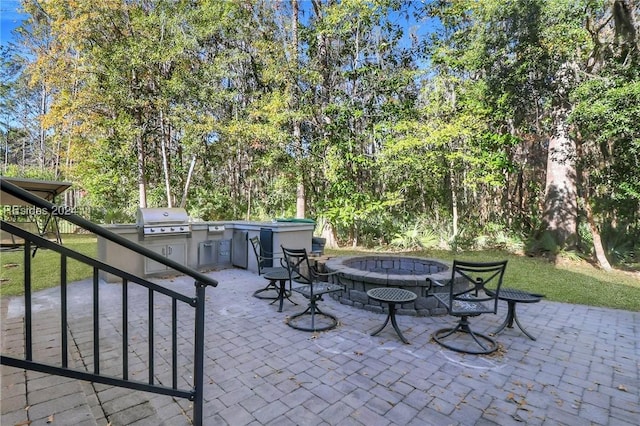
[324,255,453,317]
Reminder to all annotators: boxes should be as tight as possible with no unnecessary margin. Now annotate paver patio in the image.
[2,267,639,425]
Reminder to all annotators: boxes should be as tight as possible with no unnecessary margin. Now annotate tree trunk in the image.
[160,110,172,207]
[294,124,304,218]
[137,132,147,208]
[39,80,47,170]
[319,217,339,248]
[450,166,458,240]
[575,136,612,271]
[292,0,305,219]
[542,106,577,248]
[584,200,612,271]
[180,155,197,209]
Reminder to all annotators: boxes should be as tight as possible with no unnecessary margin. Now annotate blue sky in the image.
[0,0,23,45]
[1,1,435,49]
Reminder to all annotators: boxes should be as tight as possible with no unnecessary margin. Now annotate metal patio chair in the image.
[250,236,290,300]
[281,246,344,332]
[428,260,508,354]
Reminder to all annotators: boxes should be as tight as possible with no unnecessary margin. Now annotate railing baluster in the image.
[193,281,206,426]
[61,255,68,368]
[93,267,99,374]
[122,278,128,381]
[149,288,154,385]
[172,299,177,389]
[24,240,32,361]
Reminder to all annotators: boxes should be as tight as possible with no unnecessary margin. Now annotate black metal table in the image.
[488,288,544,340]
[262,268,297,312]
[367,287,417,344]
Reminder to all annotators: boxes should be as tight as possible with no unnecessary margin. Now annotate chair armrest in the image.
[311,265,338,277]
[260,251,283,260]
[309,266,335,279]
[426,278,446,295]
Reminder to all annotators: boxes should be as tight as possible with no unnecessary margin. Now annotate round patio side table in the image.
[487,288,544,340]
[262,268,297,312]
[367,287,417,344]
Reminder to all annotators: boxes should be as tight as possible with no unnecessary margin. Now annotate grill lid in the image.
[137,207,189,225]
[136,207,191,236]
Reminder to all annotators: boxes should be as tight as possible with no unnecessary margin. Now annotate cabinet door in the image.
[198,241,218,267]
[166,242,187,266]
[144,244,170,274]
[218,240,231,265]
[144,242,187,275]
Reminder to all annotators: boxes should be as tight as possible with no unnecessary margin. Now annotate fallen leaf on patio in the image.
[506,393,516,402]
[14,420,31,426]
[617,384,628,392]
[353,351,363,356]
[46,413,55,423]
[511,413,525,422]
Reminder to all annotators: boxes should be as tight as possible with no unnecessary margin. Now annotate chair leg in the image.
[253,279,279,300]
[432,316,498,355]
[287,299,338,332]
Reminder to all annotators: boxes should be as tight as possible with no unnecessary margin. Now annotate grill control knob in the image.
[160,228,165,232]
[170,227,175,232]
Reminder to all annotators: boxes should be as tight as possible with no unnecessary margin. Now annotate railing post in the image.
[192,281,207,426]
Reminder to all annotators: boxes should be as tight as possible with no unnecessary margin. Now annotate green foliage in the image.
[390,220,441,251]
[603,224,638,266]
[473,223,525,253]
[571,79,640,210]
[1,165,57,181]
[526,231,559,256]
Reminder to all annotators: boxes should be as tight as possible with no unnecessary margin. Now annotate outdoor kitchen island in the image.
[98,214,315,282]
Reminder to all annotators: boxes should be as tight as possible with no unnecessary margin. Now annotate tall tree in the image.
[570,0,640,269]
[424,0,596,251]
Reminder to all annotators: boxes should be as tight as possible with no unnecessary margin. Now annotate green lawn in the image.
[2,236,639,312]
[1,234,97,296]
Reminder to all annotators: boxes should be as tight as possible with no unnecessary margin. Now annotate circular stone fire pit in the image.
[324,255,452,316]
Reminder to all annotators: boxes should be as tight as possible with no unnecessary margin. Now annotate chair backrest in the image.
[447,260,507,315]
[250,236,269,275]
[281,246,314,286]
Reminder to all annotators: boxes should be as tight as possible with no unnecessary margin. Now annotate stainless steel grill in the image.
[136,207,191,237]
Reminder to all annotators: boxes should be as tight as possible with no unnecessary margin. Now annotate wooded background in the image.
[1,0,638,269]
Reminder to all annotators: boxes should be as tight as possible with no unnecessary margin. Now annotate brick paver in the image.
[2,267,639,425]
